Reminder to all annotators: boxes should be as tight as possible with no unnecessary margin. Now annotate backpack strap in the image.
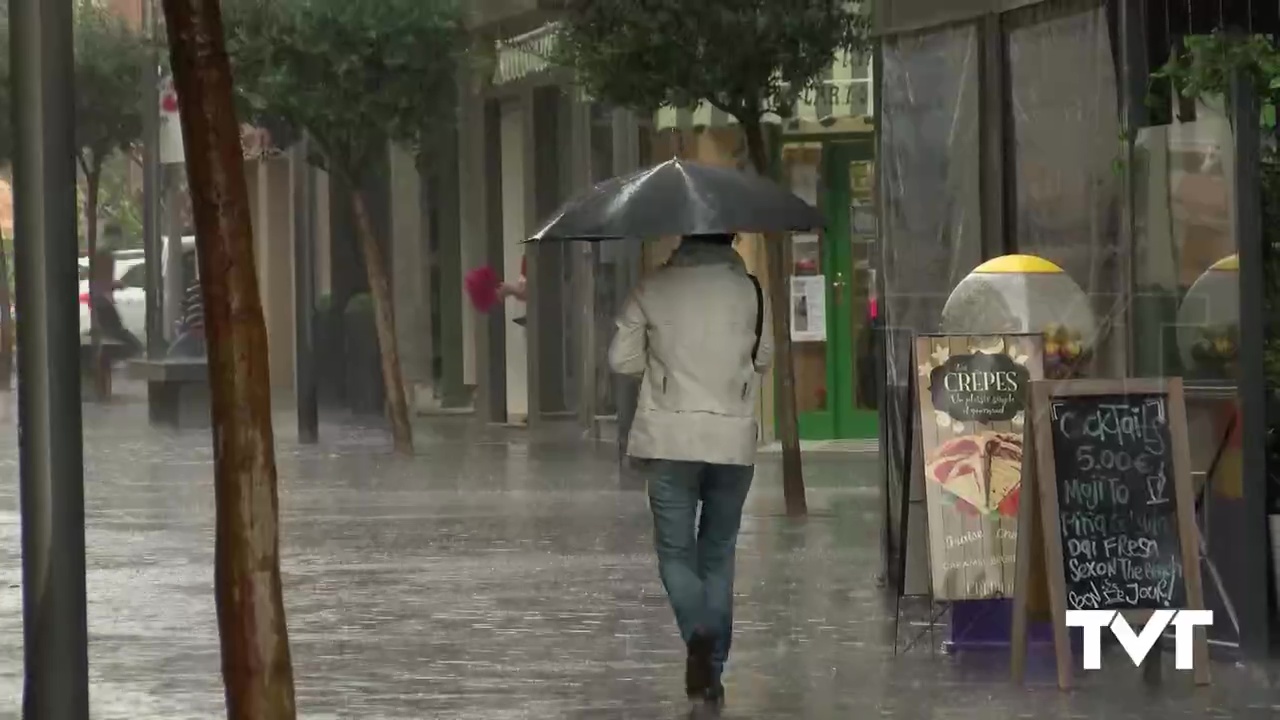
[748,274,763,364]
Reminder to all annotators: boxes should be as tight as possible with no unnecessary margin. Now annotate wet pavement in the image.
[0,382,1277,718]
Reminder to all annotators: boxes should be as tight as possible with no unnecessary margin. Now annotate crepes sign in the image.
[929,349,1029,422]
[915,334,1044,601]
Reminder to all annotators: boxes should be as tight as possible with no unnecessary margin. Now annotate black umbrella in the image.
[528,157,824,242]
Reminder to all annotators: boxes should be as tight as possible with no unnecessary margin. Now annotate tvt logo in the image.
[1065,609,1213,670]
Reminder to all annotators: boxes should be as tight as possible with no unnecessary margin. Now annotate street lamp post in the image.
[142,0,163,358]
[1231,62,1273,660]
[10,0,91,714]
[293,137,318,443]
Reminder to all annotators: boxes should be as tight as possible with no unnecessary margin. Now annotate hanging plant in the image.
[1154,32,1280,134]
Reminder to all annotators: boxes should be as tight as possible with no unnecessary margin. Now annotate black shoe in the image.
[703,683,725,712]
[685,632,715,699]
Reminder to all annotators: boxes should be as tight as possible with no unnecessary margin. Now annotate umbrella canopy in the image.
[528,157,824,242]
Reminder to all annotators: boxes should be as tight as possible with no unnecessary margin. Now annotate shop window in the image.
[1005,1,1123,376]
[1133,96,1236,380]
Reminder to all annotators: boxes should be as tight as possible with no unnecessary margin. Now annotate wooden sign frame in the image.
[1010,378,1210,689]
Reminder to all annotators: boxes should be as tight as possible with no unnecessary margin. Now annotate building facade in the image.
[457,5,646,430]
[647,52,878,443]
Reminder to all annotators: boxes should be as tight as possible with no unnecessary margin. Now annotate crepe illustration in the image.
[925,431,1023,517]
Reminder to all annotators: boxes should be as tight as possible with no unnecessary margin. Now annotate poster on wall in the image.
[790,276,826,342]
[914,333,1044,601]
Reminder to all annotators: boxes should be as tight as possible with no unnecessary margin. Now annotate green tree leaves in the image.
[555,0,869,122]
[72,0,151,175]
[223,0,466,180]
[0,0,13,167]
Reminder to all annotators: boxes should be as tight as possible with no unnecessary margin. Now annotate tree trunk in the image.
[0,236,12,391]
[158,1,297,718]
[350,189,414,454]
[85,165,108,400]
[742,118,807,517]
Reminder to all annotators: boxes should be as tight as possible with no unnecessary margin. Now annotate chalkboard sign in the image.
[1048,393,1186,610]
[1010,378,1209,690]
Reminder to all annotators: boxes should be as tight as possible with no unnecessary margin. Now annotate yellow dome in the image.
[1209,254,1238,271]
[972,254,1064,274]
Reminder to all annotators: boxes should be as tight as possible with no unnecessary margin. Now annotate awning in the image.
[492,22,559,86]
[654,51,873,132]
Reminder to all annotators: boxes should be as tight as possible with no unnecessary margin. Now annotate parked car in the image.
[78,237,195,342]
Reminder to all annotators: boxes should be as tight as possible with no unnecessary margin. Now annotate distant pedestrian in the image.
[498,254,527,300]
[498,254,528,326]
[464,254,528,330]
[608,233,771,712]
[167,277,205,358]
[88,249,143,357]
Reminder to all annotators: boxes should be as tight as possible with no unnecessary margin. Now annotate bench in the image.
[128,357,210,429]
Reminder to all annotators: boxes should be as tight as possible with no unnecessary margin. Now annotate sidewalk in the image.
[0,383,1274,718]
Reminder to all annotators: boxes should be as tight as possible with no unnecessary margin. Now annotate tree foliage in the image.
[224,0,466,180]
[554,0,868,121]
[223,0,466,454]
[1156,32,1280,136]
[0,0,11,168]
[73,0,150,175]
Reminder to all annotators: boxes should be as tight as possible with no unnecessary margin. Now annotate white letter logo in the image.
[1065,610,1212,670]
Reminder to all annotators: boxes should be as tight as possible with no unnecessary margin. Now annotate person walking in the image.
[167,273,205,357]
[88,249,143,357]
[607,233,772,712]
[498,253,528,326]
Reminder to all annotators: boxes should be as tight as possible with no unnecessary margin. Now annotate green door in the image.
[781,140,879,440]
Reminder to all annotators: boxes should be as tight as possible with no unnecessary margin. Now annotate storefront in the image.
[875,0,1278,657]
[651,50,879,441]
[457,18,646,429]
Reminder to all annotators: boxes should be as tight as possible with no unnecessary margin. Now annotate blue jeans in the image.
[645,459,754,684]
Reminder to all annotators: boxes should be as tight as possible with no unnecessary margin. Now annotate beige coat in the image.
[608,242,774,466]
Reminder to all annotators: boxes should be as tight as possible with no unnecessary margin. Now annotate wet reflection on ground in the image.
[0,384,1275,718]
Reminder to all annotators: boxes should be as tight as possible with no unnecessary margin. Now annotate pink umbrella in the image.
[464,265,501,313]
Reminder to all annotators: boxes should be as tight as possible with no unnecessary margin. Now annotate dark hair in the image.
[683,233,736,245]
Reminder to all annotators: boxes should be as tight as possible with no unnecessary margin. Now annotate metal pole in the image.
[568,98,597,436]
[10,0,91,714]
[610,109,640,461]
[141,0,163,358]
[1230,63,1272,660]
[977,13,1006,260]
[293,138,318,442]
[162,167,184,341]
[1117,0,1146,378]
